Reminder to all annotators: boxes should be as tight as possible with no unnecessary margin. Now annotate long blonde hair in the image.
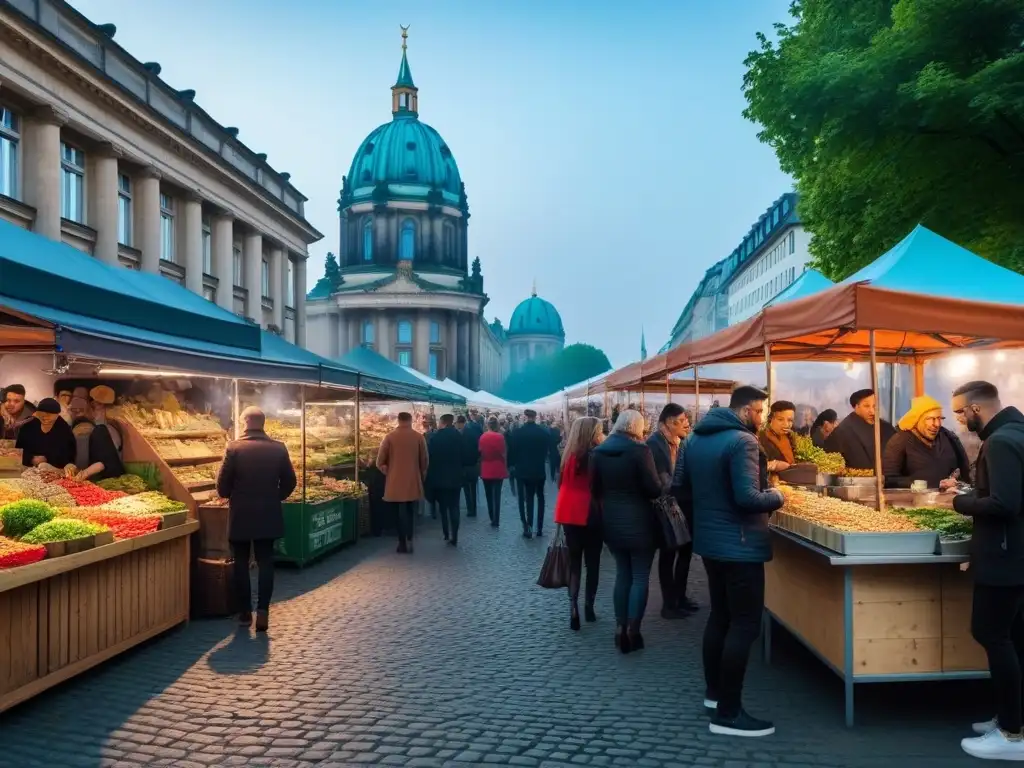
[561,416,603,475]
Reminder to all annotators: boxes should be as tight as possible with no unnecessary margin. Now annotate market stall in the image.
[601,226,1024,725]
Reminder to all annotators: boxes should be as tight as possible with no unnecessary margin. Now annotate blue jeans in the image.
[611,548,655,623]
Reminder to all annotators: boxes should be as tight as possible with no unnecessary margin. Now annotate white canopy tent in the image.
[401,367,522,410]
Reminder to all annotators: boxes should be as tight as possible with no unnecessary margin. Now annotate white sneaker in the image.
[974,718,1000,736]
[961,729,1024,760]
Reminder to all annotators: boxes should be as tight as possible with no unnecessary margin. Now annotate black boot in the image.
[570,600,581,632]
[626,619,645,651]
[615,624,631,654]
[584,602,597,623]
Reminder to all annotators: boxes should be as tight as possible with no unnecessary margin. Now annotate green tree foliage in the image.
[743,0,1024,278]
[499,343,612,403]
[310,253,343,297]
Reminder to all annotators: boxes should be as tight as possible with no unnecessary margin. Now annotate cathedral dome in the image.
[508,293,565,339]
[341,31,464,211]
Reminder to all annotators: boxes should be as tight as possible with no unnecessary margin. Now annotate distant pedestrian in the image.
[554,416,604,631]
[951,381,1024,761]
[429,413,466,546]
[479,417,508,527]
[376,412,428,554]
[648,403,695,619]
[217,406,297,632]
[509,409,559,538]
[590,409,662,653]
[456,414,482,517]
[678,386,783,737]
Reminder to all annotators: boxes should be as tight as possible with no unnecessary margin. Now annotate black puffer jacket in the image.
[953,407,1024,587]
[590,432,662,551]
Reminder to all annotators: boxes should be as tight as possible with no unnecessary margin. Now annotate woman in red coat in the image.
[554,415,605,631]
[478,417,509,527]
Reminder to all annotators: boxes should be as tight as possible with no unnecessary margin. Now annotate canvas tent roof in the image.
[339,347,463,404]
[764,268,833,307]
[401,366,517,408]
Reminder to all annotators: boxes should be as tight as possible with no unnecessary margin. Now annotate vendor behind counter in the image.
[882,395,970,490]
[823,389,897,471]
[16,397,76,468]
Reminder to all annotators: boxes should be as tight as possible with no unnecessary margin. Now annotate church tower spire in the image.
[391,25,419,118]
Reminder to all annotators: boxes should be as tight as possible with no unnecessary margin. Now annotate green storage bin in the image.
[274,497,348,567]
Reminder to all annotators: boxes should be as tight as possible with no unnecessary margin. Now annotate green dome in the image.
[345,118,463,207]
[508,294,565,338]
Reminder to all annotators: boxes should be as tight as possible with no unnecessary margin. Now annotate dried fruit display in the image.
[779,485,923,533]
[0,499,56,538]
[22,518,108,544]
[793,434,846,474]
[57,507,161,539]
[839,468,875,478]
[172,463,221,486]
[100,492,186,517]
[0,537,46,568]
[322,478,367,499]
[96,474,148,495]
[53,479,127,507]
[116,403,224,434]
[0,484,24,506]
[0,478,75,507]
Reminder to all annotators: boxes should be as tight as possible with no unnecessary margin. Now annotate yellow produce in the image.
[779,485,923,533]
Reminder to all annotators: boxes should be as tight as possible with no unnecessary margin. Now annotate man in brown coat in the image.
[376,411,428,554]
[216,406,297,631]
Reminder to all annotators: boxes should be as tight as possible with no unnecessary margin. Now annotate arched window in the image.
[443,222,454,263]
[400,218,416,261]
[362,218,373,262]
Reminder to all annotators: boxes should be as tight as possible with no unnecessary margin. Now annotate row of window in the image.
[731,266,798,316]
[360,319,442,345]
[733,231,796,291]
[1,103,298,304]
[361,217,457,262]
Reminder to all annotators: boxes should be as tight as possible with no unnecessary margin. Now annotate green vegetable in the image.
[0,499,56,538]
[97,474,148,494]
[21,519,108,544]
[124,463,162,491]
[896,507,973,538]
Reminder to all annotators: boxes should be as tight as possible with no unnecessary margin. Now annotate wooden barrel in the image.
[197,504,231,559]
[193,557,236,618]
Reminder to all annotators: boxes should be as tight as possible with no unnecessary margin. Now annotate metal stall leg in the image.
[843,567,855,727]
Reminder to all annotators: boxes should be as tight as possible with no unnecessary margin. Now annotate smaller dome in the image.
[508,295,565,338]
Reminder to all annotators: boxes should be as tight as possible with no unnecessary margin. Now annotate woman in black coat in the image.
[591,409,663,653]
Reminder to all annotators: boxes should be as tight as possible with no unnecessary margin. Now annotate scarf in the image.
[763,429,795,465]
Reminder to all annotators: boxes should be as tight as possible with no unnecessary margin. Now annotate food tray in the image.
[773,512,938,556]
[939,537,972,556]
[835,476,876,487]
[826,485,877,501]
[160,511,188,529]
[41,534,96,559]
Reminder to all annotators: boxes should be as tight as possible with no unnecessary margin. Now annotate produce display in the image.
[116,403,223,434]
[171,462,221,486]
[97,474,148,494]
[58,507,162,539]
[0,537,46,568]
[358,409,393,462]
[21,519,108,545]
[0,441,22,471]
[101,492,186,517]
[0,478,76,507]
[778,485,923,533]
[839,468,875,478]
[1,499,56,538]
[53,478,127,506]
[896,507,972,540]
[0,484,24,506]
[153,437,226,462]
[793,434,846,474]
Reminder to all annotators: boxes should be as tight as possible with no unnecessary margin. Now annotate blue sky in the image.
[70,0,793,367]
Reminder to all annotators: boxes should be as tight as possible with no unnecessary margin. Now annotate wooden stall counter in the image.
[0,520,198,713]
[763,527,987,727]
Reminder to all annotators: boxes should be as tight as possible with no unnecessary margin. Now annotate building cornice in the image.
[0,5,322,244]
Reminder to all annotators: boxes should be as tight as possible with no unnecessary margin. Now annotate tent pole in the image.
[694,365,701,423]
[354,375,361,486]
[913,358,925,398]
[666,375,671,404]
[232,378,240,440]
[869,332,884,512]
[300,384,307,505]
[888,363,897,424]
[639,361,645,416]
[764,344,773,403]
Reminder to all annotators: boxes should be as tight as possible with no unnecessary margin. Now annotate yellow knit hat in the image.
[898,395,943,432]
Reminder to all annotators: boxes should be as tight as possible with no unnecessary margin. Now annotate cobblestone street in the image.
[0,486,991,767]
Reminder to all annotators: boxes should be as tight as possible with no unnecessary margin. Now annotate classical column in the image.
[414,310,430,374]
[211,214,234,310]
[182,193,203,294]
[22,104,68,241]
[295,256,307,346]
[347,316,359,353]
[469,315,481,390]
[135,167,162,274]
[269,246,285,332]
[377,313,392,360]
[336,311,349,357]
[457,313,469,386]
[431,215,443,263]
[243,231,262,323]
[374,209,388,263]
[89,142,121,265]
[446,312,458,382]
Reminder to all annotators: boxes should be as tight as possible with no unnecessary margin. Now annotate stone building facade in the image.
[0,0,321,344]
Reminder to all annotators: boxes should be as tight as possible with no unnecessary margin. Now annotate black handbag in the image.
[537,525,570,589]
[653,494,691,550]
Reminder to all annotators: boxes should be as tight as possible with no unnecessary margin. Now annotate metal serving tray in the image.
[834,476,876,487]
[939,537,972,556]
[773,512,938,556]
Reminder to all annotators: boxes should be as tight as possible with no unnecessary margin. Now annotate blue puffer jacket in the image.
[679,407,783,563]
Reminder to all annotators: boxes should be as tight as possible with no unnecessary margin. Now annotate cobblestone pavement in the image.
[0,484,992,767]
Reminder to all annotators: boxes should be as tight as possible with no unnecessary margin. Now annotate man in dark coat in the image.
[216,406,297,632]
[429,414,467,546]
[678,386,783,738]
[457,414,483,517]
[509,409,559,538]
[951,381,1024,761]
[823,389,896,471]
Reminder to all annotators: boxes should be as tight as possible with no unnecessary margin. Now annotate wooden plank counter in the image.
[0,520,198,713]
[763,528,988,727]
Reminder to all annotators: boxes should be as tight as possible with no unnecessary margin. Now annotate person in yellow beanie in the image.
[881,395,971,489]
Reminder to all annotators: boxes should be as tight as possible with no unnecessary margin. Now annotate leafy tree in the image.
[499,343,612,402]
[743,0,1024,278]
[309,252,343,297]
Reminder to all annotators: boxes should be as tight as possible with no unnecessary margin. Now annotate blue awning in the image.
[765,269,834,307]
[340,347,464,404]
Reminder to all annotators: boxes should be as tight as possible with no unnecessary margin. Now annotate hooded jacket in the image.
[590,432,662,551]
[953,407,1024,586]
[678,407,783,563]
